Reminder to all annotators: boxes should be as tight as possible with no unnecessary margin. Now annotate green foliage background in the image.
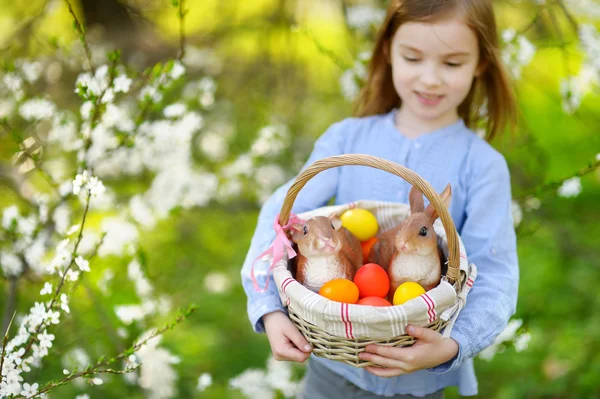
[0,0,599,398]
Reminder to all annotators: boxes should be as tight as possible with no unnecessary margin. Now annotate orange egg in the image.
[353,263,390,298]
[360,237,378,261]
[318,278,360,304]
[356,296,392,307]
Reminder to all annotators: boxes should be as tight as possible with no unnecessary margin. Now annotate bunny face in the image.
[291,216,342,257]
[394,214,439,256]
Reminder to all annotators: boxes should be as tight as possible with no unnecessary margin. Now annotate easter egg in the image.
[392,282,426,306]
[340,209,378,241]
[353,263,390,298]
[318,278,360,304]
[360,237,378,261]
[356,296,392,307]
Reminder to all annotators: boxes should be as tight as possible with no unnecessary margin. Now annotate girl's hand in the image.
[263,311,313,362]
[358,324,459,378]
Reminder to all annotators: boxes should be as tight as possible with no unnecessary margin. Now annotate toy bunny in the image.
[290,216,363,292]
[368,184,451,294]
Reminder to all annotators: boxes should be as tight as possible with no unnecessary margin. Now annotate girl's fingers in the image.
[284,325,313,353]
[274,342,311,362]
[359,352,409,370]
[364,345,416,364]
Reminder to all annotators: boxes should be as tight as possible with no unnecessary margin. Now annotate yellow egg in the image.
[392,282,426,305]
[340,209,378,241]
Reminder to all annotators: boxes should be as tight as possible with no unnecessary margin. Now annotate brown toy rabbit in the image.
[368,184,451,295]
[290,216,363,292]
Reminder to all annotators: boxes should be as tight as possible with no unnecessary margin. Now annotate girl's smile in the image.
[415,91,445,106]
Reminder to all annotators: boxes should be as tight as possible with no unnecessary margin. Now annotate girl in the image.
[241,0,519,397]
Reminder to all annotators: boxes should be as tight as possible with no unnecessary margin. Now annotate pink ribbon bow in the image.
[250,213,305,293]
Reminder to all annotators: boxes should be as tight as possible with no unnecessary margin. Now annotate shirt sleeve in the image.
[428,154,519,373]
[240,120,350,333]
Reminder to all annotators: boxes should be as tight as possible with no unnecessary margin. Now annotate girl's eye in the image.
[445,62,462,67]
[303,225,308,235]
[403,56,421,63]
[419,227,428,237]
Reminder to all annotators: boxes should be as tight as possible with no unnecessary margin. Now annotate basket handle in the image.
[278,154,462,286]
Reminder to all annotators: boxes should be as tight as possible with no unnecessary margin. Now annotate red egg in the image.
[356,296,392,307]
[353,263,390,298]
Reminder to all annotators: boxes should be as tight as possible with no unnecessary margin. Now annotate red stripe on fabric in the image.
[422,293,436,323]
[341,303,350,338]
[460,253,467,259]
[345,302,354,339]
[281,278,294,294]
[466,278,474,288]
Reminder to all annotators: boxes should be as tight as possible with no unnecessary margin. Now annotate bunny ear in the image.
[290,223,303,241]
[424,183,452,222]
[409,186,425,214]
[328,213,342,230]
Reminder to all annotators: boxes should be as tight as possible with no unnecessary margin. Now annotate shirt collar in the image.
[384,108,465,144]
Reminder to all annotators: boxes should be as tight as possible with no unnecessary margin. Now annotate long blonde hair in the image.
[353,0,516,141]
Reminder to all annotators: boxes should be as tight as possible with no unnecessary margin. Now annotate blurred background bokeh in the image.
[0,0,599,398]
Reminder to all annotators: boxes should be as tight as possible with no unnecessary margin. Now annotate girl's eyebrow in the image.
[398,44,471,57]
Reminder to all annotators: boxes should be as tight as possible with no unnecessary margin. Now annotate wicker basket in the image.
[269,154,475,368]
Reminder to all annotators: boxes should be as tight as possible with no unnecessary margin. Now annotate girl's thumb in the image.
[287,328,312,352]
[407,324,439,341]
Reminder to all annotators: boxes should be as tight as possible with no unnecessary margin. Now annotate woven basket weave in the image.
[271,154,475,368]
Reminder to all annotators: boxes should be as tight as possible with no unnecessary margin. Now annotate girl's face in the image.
[389,15,482,131]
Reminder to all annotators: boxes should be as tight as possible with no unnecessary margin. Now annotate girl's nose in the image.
[420,64,442,87]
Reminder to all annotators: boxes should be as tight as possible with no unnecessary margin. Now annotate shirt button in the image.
[491,248,497,255]
[414,142,421,149]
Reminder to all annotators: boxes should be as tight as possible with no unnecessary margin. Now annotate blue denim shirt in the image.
[240,110,519,397]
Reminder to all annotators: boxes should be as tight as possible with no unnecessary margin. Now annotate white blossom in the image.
[38,330,55,349]
[75,256,90,272]
[169,61,186,79]
[60,293,70,313]
[203,271,232,294]
[346,5,385,32]
[502,31,536,79]
[250,124,290,158]
[340,60,367,101]
[98,218,138,256]
[560,76,583,114]
[113,74,132,93]
[19,98,56,120]
[163,103,186,118]
[66,269,80,281]
[18,60,43,83]
[198,131,229,161]
[20,382,39,396]
[524,196,541,211]
[40,282,53,296]
[511,200,523,227]
[557,177,582,198]
[129,195,156,229]
[1,251,24,276]
[115,305,145,325]
[197,373,212,392]
[514,332,531,352]
[135,332,179,399]
[2,205,20,229]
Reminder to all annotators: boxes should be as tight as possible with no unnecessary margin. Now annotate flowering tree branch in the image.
[516,157,600,200]
[175,0,187,61]
[16,304,197,399]
[64,0,95,74]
